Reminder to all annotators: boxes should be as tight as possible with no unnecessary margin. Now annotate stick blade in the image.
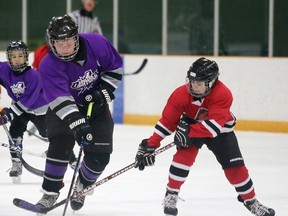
[124,58,148,75]
[13,198,47,214]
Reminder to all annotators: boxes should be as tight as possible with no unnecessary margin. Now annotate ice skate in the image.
[36,190,59,208]
[163,189,179,216]
[70,176,94,211]
[70,177,86,211]
[238,195,275,216]
[9,158,22,184]
[243,198,275,216]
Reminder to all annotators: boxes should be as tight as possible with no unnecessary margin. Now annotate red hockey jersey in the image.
[148,80,236,148]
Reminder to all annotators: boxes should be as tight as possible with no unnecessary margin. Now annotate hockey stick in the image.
[13,142,175,213]
[62,102,94,216]
[2,124,44,177]
[13,141,175,214]
[26,129,49,142]
[77,141,175,197]
[0,141,46,158]
[17,153,44,177]
[123,58,148,76]
[62,144,83,216]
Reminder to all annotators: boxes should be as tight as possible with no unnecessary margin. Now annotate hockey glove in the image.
[67,112,94,146]
[135,139,156,171]
[0,108,14,125]
[84,86,115,108]
[174,117,192,148]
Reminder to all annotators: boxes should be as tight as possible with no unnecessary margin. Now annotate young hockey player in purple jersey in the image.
[0,41,48,183]
[34,14,123,210]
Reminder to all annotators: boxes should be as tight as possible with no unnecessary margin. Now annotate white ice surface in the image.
[0,124,287,216]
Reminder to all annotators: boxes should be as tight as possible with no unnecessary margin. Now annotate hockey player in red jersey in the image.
[134,57,275,216]
[32,44,49,71]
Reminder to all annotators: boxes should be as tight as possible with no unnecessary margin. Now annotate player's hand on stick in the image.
[0,108,14,125]
[135,139,156,171]
[67,112,94,146]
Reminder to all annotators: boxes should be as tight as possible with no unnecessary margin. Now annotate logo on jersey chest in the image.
[71,69,98,94]
[195,107,208,121]
[10,82,26,98]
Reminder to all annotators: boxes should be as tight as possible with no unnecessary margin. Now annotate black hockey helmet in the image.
[6,40,29,73]
[186,57,219,98]
[46,14,79,61]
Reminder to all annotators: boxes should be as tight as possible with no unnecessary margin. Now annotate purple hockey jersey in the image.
[0,63,48,116]
[39,33,123,120]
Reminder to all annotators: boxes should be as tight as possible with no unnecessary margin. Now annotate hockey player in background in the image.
[32,44,50,71]
[34,14,123,211]
[135,57,275,216]
[0,41,48,183]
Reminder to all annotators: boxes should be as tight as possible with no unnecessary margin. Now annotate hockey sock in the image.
[167,145,198,190]
[224,165,256,200]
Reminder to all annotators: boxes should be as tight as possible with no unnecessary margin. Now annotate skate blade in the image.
[12,176,21,184]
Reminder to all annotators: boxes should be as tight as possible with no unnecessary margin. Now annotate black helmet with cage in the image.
[186,57,219,98]
[46,14,79,61]
[6,40,29,73]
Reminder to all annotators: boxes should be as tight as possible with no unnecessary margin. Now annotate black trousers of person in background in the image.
[9,113,47,158]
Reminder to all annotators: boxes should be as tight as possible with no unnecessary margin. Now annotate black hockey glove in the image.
[84,85,115,109]
[0,108,14,125]
[135,139,156,171]
[66,112,94,146]
[174,117,192,148]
